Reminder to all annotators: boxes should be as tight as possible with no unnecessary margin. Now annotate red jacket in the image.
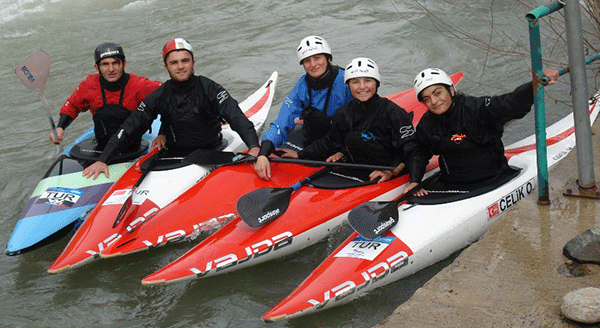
[60,73,161,119]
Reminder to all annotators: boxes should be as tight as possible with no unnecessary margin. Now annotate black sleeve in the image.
[258,140,275,157]
[481,81,534,123]
[388,103,428,183]
[57,114,74,130]
[206,79,259,150]
[98,89,160,163]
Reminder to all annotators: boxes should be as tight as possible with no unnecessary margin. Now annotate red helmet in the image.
[162,38,194,63]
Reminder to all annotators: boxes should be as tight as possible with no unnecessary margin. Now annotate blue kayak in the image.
[5,119,161,256]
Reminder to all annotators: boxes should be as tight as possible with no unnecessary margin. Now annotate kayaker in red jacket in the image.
[50,42,161,150]
[412,67,559,196]
[280,57,428,190]
[82,38,260,179]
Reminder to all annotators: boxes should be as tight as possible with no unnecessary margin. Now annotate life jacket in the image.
[300,65,340,142]
[92,74,136,150]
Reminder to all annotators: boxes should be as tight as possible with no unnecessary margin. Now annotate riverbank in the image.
[377,111,600,327]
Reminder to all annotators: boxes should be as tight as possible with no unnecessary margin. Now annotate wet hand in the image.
[370,170,393,183]
[49,127,64,145]
[82,161,109,180]
[151,134,166,150]
[407,181,428,197]
[543,68,560,86]
[254,155,271,180]
[277,148,299,158]
[326,152,344,162]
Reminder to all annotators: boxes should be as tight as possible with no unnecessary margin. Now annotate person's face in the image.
[302,54,329,79]
[348,77,377,102]
[95,57,125,82]
[420,84,455,115]
[164,50,195,82]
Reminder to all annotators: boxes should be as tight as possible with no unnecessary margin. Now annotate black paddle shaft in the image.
[184,149,397,171]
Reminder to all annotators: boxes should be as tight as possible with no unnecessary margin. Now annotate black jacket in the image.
[299,94,428,183]
[416,82,534,183]
[99,75,259,163]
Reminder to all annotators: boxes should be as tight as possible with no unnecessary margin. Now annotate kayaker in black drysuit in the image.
[412,67,560,197]
[279,57,429,192]
[82,38,260,179]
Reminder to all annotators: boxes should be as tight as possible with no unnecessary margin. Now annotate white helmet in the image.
[413,68,454,101]
[296,35,332,65]
[344,57,381,84]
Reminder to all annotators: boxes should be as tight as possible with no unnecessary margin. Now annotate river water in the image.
[1,0,598,327]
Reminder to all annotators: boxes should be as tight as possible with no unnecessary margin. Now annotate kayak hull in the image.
[5,121,160,256]
[261,93,600,321]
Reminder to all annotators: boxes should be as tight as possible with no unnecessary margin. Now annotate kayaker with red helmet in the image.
[254,35,353,180]
[82,38,260,179]
[50,42,161,150]
[413,67,559,196]
[279,57,428,189]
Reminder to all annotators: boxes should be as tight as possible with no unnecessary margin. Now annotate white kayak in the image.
[262,91,600,322]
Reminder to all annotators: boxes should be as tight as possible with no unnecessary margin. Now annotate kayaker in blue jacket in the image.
[412,67,559,196]
[279,57,429,190]
[254,35,353,180]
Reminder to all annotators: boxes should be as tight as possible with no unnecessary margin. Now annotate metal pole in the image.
[526,4,562,204]
[563,0,596,189]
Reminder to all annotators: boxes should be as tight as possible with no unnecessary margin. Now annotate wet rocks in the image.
[563,228,600,264]
[561,287,600,324]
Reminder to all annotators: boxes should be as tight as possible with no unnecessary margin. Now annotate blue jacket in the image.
[261,66,353,147]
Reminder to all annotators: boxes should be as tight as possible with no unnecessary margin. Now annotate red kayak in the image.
[140,73,464,286]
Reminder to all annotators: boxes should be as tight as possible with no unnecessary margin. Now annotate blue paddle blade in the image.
[236,187,292,227]
[348,201,400,239]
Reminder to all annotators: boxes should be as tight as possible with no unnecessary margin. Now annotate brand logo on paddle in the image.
[373,218,396,235]
[258,208,280,224]
[20,66,35,83]
[37,187,83,207]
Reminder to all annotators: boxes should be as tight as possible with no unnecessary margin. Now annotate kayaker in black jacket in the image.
[412,67,559,195]
[280,57,428,190]
[82,38,260,179]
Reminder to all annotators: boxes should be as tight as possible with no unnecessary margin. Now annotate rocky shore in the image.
[376,117,600,327]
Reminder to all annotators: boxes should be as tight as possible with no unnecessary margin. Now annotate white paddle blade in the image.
[15,51,50,92]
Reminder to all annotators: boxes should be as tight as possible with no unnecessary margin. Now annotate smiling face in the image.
[420,84,455,115]
[95,57,125,82]
[301,54,329,79]
[348,77,377,102]
[164,50,195,82]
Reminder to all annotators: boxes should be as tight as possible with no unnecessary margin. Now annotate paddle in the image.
[112,148,165,228]
[15,50,63,156]
[183,149,397,171]
[347,171,440,239]
[237,167,330,227]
